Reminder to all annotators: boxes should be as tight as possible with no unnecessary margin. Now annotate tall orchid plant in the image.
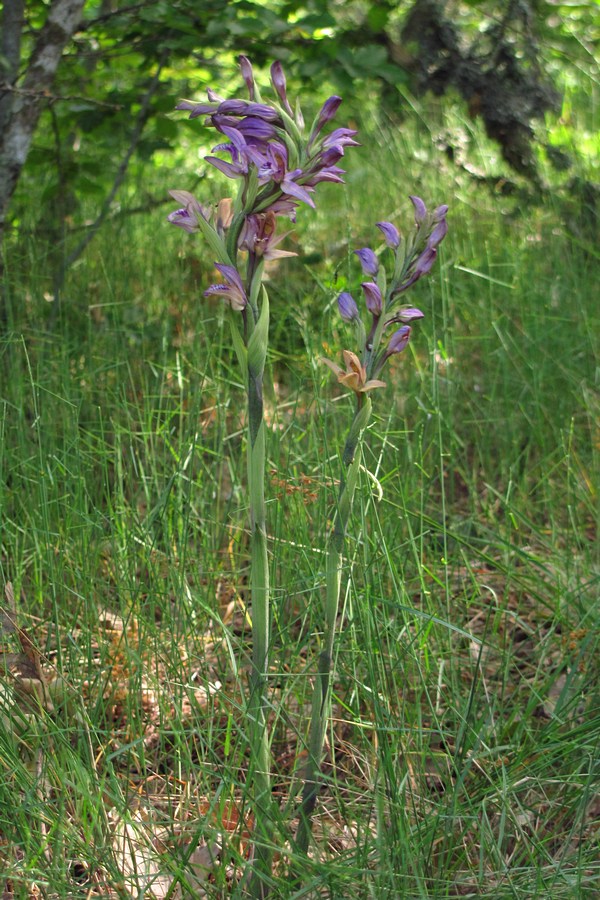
[168,57,357,892]
[168,56,448,893]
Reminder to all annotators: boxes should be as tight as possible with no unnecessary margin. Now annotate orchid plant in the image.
[297,197,448,852]
[168,55,448,894]
[168,57,357,894]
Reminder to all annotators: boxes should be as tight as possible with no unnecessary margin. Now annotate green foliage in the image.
[1,109,599,892]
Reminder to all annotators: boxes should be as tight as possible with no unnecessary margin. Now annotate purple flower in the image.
[409,195,427,226]
[387,326,411,356]
[376,221,400,249]
[355,248,379,277]
[239,55,255,100]
[205,123,261,179]
[394,307,424,323]
[266,197,299,221]
[167,190,209,233]
[238,211,297,260]
[361,281,383,315]
[426,218,448,250]
[175,99,219,118]
[338,292,359,322]
[414,246,437,277]
[270,60,293,117]
[309,97,343,146]
[212,115,277,142]
[320,127,360,156]
[216,101,281,123]
[204,264,247,311]
[173,56,357,226]
[302,165,346,186]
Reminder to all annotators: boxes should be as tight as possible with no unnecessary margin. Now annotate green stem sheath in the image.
[244,289,274,896]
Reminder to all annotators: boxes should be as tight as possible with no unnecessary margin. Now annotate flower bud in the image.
[427,218,448,250]
[376,221,400,249]
[387,325,411,355]
[310,96,343,144]
[361,281,383,315]
[270,60,293,116]
[409,195,427,226]
[239,55,255,99]
[355,248,379,277]
[338,292,359,322]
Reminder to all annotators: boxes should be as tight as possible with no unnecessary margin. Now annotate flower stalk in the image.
[296,394,372,854]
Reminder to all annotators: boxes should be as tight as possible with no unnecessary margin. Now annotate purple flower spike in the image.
[388,325,411,355]
[361,281,383,315]
[338,292,359,322]
[204,263,247,311]
[355,248,379,277]
[270,60,293,116]
[409,195,427,226]
[239,55,255,99]
[433,204,449,222]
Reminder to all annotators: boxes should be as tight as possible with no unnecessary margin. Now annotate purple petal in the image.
[361,281,383,315]
[321,128,359,150]
[239,55,255,99]
[409,195,427,225]
[376,221,400,249]
[176,99,218,118]
[205,156,247,178]
[338,292,359,322]
[204,264,247,311]
[281,177,316,207]
[355,248,379,277]
[388,326,411,355]
[270,60,293,116]
[396,307,424,323]
[310,96,343,143]
[167,208,197,233]
[215,263,244,292]
[303,166,346,186]
[427,218,448,250]
[414,246,437,276]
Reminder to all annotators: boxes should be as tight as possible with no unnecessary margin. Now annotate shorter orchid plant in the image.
[297,198,448,852]
[167,54,448,895]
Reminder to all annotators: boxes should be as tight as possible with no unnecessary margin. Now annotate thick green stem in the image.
[244,289,274,897]
[296,396,372,855]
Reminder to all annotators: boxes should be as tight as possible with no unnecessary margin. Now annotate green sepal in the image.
[278,108,303,150]
[229,313,248,372]
[195,214,233,266]
[278,126,301,170]
[377,265,387,304]
[247,286,269,377]
[249,259,266,313]
[243,167,260,214]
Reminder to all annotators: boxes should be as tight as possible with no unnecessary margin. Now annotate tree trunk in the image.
[0,0,85,244]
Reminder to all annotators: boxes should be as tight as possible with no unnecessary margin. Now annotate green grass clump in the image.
[0,111,598,897]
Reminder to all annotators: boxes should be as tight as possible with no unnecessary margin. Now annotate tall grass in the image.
[1,109,598,897]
